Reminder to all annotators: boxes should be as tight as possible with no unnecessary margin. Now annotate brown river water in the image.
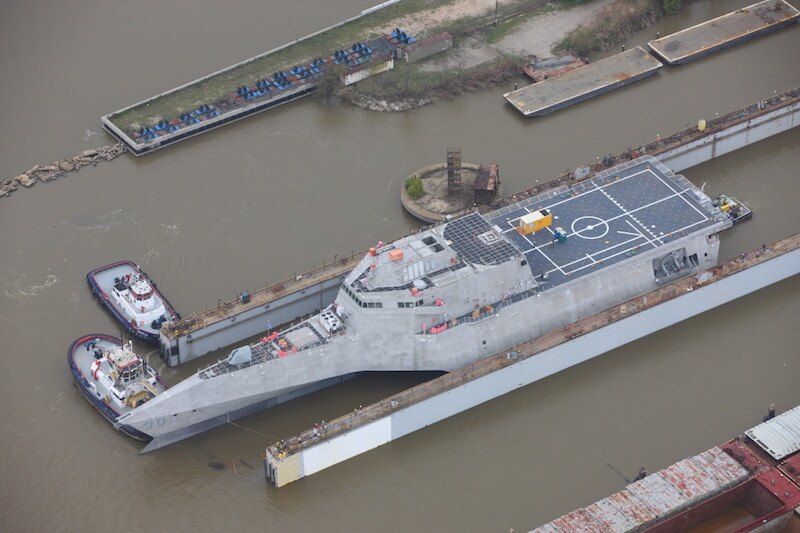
[0,1,798,532]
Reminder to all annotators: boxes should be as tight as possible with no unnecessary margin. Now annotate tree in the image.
[405,176,424,200]
[663,0,681,14]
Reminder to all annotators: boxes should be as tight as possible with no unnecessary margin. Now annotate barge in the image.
[648,0,800,65]
[503,46,663,117]
[529,405,800,532]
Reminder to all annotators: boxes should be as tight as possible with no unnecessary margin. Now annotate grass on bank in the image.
[345,53,524,103]
[556,0,678,56]
[109,0,552,133]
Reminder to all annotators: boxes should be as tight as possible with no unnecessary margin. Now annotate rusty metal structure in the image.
[446,147,462,198]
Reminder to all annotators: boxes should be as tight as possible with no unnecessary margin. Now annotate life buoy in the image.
[139,320,144,326]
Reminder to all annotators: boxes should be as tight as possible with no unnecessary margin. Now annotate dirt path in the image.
[417,0,618,72]
[494,0,617,58]
[376,0,517,35]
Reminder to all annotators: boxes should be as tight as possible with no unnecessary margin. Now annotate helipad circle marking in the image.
[571,216,609,240]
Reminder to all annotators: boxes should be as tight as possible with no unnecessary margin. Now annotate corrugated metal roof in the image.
[693,447,748,485]
[584,499,638,533]
[661,461,719,498]
[627,472,689,514]
[551,509,608,532]
[745,404,800,460]
[527,447,750,532]
[604,490,657,524]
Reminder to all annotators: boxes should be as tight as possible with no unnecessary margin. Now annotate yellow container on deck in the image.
[519,209,553,234]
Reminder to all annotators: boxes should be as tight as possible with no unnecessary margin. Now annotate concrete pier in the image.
[648,0,799,65]
[503,46,663,117]
[652,90,800,172]
[265,235,800,487]
[103,86,316,157]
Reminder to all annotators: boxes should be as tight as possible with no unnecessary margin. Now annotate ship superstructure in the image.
[118,156,733,452]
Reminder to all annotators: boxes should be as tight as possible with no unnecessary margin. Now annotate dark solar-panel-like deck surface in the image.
[483,159,724,289]
[444,212,522,266]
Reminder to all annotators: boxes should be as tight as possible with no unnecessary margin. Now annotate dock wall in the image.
[161,269,347,366]
[266,238,800,486]
[657,97,800,172]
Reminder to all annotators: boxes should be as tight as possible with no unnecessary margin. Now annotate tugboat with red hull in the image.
[68,334,168,441]
[87,261,179,343]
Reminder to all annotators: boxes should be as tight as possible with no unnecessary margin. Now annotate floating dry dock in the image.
[264,235,800,487]
[648,0,800,65]
[504,46,662,117]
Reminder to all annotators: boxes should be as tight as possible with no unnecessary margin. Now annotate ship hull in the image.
[138,373,358,452]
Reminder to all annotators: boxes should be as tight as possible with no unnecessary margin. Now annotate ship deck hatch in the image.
[745,404,800,460]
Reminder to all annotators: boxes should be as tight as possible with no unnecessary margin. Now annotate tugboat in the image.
[87,261,179,343]
[67,334,168,441]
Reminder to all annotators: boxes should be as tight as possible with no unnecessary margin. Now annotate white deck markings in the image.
[571,216,610,240]
[501,167,697,238]
[500,168,657,236]
[495,165,715,278]
[535,245,568,275]
[664,219,712,238]
[626,219,656,248]
[524,232,645,275]
[591,234,646,258]
[628,212,660,241]
[536,235,650,277]
[509,184,694,249]
[546,234,646,273]
[653,172,708,220]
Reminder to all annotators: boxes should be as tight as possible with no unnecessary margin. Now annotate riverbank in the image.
[343,0,672,110]
[105,0,540,135]
[105,0,666,132]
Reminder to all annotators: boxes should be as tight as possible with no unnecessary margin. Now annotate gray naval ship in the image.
[119,156,733,452]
